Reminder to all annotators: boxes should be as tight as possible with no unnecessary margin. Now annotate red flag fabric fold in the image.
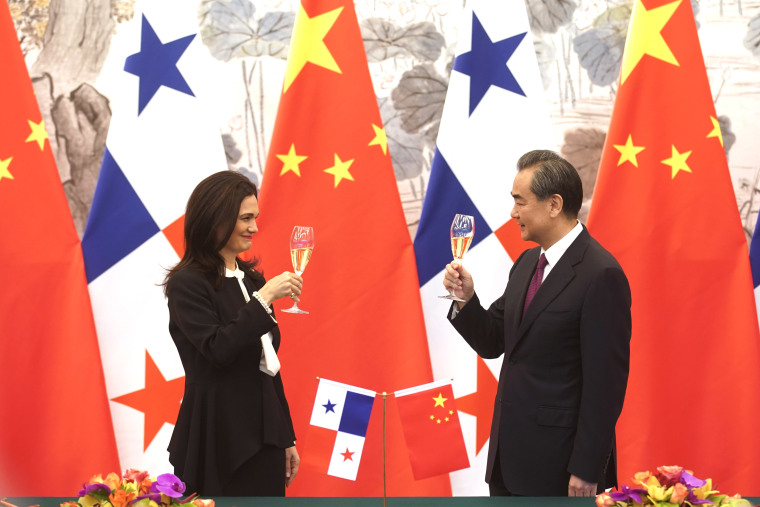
[250,0,450,496]
[587,0,760,494]
[0,2,119,494]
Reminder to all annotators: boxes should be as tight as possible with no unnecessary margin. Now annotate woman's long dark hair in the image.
[163,170,263,295]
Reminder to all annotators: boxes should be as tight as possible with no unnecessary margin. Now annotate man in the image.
[443,150,631,497]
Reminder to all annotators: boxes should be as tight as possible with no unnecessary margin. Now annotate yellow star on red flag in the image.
[0,157,13,181]
[283,5,343,93]
[621,0,681,84]
[707,116,724,147]
[276,143,308,177]
[324,153,355,187]
[369,124,388,155]
[661,145,693,179]
[432,392,447,407]
[25,119,48,150]
[613,134,646,167]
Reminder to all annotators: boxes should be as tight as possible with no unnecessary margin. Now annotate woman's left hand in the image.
[285,445,300,487]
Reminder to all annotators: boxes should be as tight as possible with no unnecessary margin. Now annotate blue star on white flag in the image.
[452,12,527,115]
[124,14,196,114]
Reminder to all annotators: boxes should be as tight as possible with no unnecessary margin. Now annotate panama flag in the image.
[306,379,376,481]
[81,0,227,474]
[413,0,555,495]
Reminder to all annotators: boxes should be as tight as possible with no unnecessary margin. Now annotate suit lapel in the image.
[508,228,591,356]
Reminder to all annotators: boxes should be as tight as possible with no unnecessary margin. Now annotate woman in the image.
[163,170,302,496]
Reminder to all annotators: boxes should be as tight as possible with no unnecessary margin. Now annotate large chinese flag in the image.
[587,0,760,494]
[0,2,119,495]
[252,0,449,496]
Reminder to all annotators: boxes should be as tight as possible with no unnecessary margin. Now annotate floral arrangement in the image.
[60,470,214,507]
[596,466,754,507]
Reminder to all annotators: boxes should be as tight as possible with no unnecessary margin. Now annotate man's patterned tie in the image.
[523,253,547,316]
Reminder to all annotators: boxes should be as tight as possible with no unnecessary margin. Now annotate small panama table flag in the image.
[306,378,376,481]
[395,379,470,480]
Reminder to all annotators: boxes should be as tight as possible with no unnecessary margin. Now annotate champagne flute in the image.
[440,214,474,301]
[282,225,314,314]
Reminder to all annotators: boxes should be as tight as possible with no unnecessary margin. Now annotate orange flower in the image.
[60,503,79,507]
[192,499,215,507]
[595,492,615,507]
[670,482,688,504]
[633,470,652,486]
[108,489,136,507]
[139,476,153,495]
[103,472,121,492]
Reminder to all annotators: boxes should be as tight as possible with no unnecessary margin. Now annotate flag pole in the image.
[382,392,387,507]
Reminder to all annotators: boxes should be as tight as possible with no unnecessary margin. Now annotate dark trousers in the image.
[488,449,521,497]
[223,445,286,496]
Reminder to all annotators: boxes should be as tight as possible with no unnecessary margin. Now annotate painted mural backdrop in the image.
[10,0,760,239]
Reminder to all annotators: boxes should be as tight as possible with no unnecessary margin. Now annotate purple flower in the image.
[609,485,648,504]
[150,473,186,498]
[78,482,111,497]
[681,470,707,488]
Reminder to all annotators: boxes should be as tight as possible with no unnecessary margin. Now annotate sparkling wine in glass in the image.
[282,225,314,314]
[440,214,474,301]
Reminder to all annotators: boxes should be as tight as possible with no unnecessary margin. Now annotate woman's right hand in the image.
[258,271,303,305]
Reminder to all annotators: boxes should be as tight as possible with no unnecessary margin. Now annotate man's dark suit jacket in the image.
[450,226,631,496]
